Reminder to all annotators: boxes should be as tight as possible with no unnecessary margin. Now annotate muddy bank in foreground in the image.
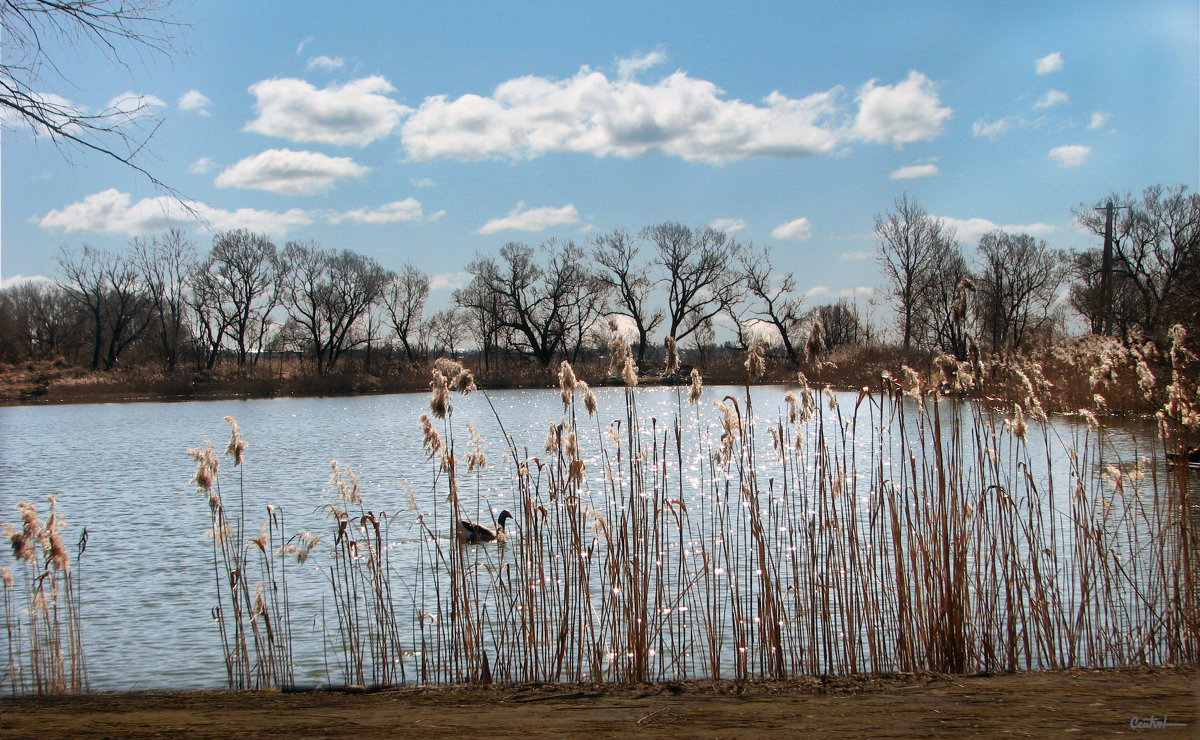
[3,667,1197,739]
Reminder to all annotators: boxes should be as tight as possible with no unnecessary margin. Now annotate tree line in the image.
[874,183,1198,359]
[1,183,1196,376]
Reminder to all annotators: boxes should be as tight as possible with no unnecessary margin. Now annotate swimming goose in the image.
[458,509,513,543]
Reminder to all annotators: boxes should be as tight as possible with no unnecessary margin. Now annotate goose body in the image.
[458,509,513,543]
[1166,446,1200,470]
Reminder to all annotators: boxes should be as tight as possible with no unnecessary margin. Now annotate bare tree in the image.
[279,242,389,373]
[194,229,282,367]
[454,279,505,372]
[426,308,468,358]
[644,222,744,344]
[814,299,870,350]
[0,280,76,361]
[57,244,153,370]
[381,263,431,363]
[456,240,596,368]
[873,194,957,349]
[592,227,663,362]
[741,246,805,363]
[2,1,183,189]
[915,242,972,358]
[1074,184,1200,340]
[133,228,196,370]
[974,231,1068,352]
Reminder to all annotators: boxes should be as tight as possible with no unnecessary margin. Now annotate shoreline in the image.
[4,667,1197,738]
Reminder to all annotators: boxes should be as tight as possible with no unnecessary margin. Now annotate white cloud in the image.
[401,65,950,163]
[37,189,314,237]
[770,217,812,240]
[617,49,667,79]
[1048,144,1090,167]
[852,70,952,146]
[890,163,938,179]
[939,216,1059,243]
[188,156,217,174]
[806,285,873,299]
[178,90,212,114]
[200,204,316,234]
[104,92,166,122]
[0,92,80,135]
[0,274,53,290]
[306,55,345,71]
[1034,89,1069,109]
[215,148,368,195]
[246,76,411,147]
[1088,111,1112,130]
[709,217,746,233]
[839,250,871,261]
[478,203,579,234]
[329,199,442,224]
[38,189,439,238]
[430,271,471,292]
[972,117,1012,138]
[4,91,164,134]
[1035,52,1064,75]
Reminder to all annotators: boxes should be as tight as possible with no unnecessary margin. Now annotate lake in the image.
[0,381,1193,691]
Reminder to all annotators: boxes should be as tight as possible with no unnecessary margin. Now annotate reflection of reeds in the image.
[186,329,1198,688]
[1,497,88,695]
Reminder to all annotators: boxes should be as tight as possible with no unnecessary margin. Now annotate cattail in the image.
[282,531,320,564]
[564,425,580,461]
[0,565,12,588]
[430,369,451,418]
[1102,464,1124,495]
[1004,403,1028,441]
[1012,366,1046,422]
[621,356,639,387]
[784,391,799,425]
[901,365,923,400]
[579,380,598,416]
[934,353,958,389]
[688,368,703,405]
[714,398,741,438]
[545,422,562,454]
[559,360,577,409]
[565,428,585,485]
[4,522,32,563]
[453,367,476,394]
[745,338,766,380]
[607,319,632,378]
[419,413,443,456]
[434,357,463,378]
[1135,356,1157,401]
[664,336,680,375]
[825,385,838,411]
[329,461,363,504]
[466,424,487,472]
[44,498,69,571]
[1078,408,1099,430]
[224,416,247,466]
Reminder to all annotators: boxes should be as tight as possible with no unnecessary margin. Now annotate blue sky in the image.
[3,0,1198,319]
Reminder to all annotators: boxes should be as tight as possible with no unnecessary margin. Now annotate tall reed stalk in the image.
[1,497,88,694]
[187,326,1198,688]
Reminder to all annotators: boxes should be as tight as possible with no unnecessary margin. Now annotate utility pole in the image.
[1099,201,1115,335]
[1094,200,1129,336]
